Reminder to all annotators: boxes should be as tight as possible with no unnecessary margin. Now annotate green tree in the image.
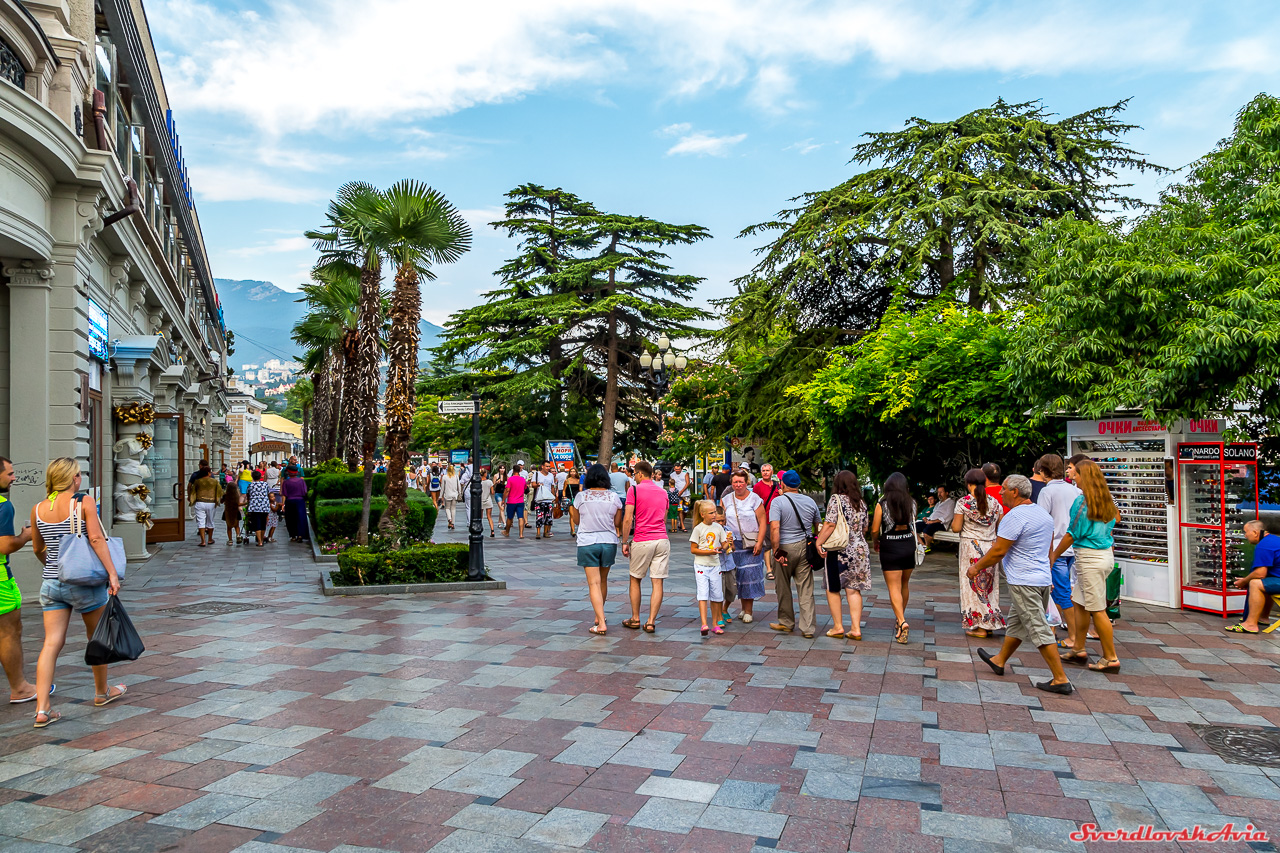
[792,305,1061,484]
[291,264,365,463]
[306,182,388,545]
[434,184,711,464]
[1014,93,1280,431]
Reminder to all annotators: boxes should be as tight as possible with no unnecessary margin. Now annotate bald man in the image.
[1228,521,1280,633]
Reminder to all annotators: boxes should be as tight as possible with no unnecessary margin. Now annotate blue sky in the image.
[147,0,1280,327]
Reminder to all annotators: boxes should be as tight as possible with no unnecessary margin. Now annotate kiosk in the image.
[1176,442,1259,616]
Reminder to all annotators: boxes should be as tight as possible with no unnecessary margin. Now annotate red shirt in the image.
[986,484,1009,513]
[753,478,780,513]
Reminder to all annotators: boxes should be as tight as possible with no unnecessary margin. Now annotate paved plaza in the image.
[3,515,1280,853]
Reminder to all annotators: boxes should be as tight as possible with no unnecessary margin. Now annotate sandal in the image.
[712,625,724,634]
[622,618,642,630]
[643,622,656,634]
[895,622,910,644]
[825,628,846,639]
[589,625,607,636]
[1225,624,1259,634]
[701,625,709,636]
[33,709,60,728]
[965,629,989,638]
[10,684,52,705]
[94,685,127,707]
[1087,658,1121,673]
[1060,650,1089,665]
[846,631,862,641]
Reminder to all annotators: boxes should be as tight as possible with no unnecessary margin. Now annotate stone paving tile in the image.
[5,515,1280,850]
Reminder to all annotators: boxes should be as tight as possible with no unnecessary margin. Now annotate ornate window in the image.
[0,37,25,90]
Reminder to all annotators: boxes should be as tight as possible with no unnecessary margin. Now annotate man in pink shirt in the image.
[503,464,529,539]
[621,460,669,633]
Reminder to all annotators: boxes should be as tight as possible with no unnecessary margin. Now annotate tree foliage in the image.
[791,306,1061,485]
[1014,93,1280,431]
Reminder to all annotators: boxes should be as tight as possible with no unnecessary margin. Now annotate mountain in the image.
[214,278,446,371]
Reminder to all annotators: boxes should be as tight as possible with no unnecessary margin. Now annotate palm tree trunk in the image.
[326,356,343,462]
[597,303,620,465]
[340,329,360,471]
[380,264,420,532]
[310,369,328,463]
[354,260,384,545]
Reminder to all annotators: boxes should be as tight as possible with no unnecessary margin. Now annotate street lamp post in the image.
[639,335,687,390]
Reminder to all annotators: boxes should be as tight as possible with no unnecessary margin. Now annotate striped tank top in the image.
[35,507,74,580]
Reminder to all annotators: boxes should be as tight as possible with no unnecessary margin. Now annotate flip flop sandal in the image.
[1225,624,1259,634]
[10,684,52,705]
[846,632,862,641]
[1055,639,1075,649]
[701,625,709,636]
[33,709,60,728]
[588,626,608,636]
[712,625,724,634]
[95,685,127,707]
[642,622,656,634]
[1087,658,1121,673]
[896,622,910,644]
[825,629,846,639]
[622,618,642,630]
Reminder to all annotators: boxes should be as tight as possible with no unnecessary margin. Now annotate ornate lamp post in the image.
[639,335,687,390]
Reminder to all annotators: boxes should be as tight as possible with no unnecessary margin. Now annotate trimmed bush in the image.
[330,543,469,586]
[309,472,389,502]
[312,493,437,542]
[310,458,350,475]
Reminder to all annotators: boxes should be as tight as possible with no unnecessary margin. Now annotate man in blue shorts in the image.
[1228,521,1280,634]
[0,456,36,703]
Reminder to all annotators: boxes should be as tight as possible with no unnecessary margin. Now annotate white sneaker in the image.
[741,613,753,624]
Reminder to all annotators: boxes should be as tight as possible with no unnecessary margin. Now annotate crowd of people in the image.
[186,457,310,546]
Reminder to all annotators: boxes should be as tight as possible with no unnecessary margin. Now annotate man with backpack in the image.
[768,470,819,639]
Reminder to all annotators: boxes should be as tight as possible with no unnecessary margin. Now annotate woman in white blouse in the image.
[570,464,624,635]
[440,464,461,529]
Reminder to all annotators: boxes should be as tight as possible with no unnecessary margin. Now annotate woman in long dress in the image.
[815,469,871,640]
[952,467,1005,637]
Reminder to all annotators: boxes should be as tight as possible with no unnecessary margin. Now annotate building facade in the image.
[0,0,228,570]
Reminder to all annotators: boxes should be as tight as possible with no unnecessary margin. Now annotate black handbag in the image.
[84,595,145,666]
[780,495,823,570]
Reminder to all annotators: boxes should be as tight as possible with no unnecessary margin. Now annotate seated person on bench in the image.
[1228,520,1280,634]
[916,486,956,549]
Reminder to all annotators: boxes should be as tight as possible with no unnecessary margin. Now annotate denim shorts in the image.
[40,578,109,614]
[577,543,618,568]
[1261,576,1280,596]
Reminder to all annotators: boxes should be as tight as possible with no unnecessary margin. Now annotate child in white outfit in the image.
[690,500,733,635]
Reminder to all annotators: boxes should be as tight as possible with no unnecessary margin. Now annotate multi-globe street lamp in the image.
[639,335,687,390]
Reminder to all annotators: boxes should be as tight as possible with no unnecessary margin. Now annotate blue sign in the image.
[87,298,108,361]
[450,449,471,465]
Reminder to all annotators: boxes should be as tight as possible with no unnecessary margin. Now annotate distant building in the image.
[226,378,265,463]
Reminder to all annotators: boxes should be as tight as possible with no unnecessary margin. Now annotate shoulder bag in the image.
[824,495,851,552]
[780,495,822,569]
[729,494,757,549]
[912,501,926,566]
[58,495,126,587]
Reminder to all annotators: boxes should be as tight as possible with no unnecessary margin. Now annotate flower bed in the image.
[330,542,468,587]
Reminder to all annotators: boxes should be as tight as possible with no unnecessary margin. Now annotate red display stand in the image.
[1178,442,1259,616]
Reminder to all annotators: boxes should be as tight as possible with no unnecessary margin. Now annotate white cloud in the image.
[786,138,838,155]
[227,236,314,257]
[151,0,1212,134]
[660,122,693,136]
[666,130,747,157]
[189,164,331,204]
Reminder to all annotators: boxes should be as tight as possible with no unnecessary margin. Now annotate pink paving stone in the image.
[855,796,922,831]
[941,784,1008,818]
[153,757,251,790]
[40,778,144,811]
[996,766,1064,796]
[676,827,762,852]
[1003,791,1098,822]
[847,826,946,853]
[587,823,688,853]
[1068,757,1139,783]
[779,817,857,853]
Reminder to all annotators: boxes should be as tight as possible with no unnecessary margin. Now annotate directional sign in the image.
[437,399,480,415]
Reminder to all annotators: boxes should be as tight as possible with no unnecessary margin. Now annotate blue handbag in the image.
[57,495,126,587]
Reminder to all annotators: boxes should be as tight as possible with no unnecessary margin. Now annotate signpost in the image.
[438,397,485,581]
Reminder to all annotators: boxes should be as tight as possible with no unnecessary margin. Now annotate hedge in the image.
[330,543,468,586]
[309,472,389,504]
[312,493,438,542]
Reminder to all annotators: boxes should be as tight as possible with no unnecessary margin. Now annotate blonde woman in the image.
[1051,459,1121,672]
[440,463,461,529]
[30,458,125,727]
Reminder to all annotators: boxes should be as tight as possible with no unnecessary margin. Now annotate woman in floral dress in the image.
[815,470,871,640]
[951,467,1006,637]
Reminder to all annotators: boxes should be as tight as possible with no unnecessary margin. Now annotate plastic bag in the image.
[85,595,145,666]
[1105,564,1123,622]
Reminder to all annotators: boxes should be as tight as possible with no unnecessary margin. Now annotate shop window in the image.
[0,37,25,90]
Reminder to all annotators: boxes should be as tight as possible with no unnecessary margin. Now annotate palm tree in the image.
[292,264,367,463]
[306,182,388,545]
[372,180,471,530]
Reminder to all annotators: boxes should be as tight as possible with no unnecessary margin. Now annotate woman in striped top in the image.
[30,458,125,728]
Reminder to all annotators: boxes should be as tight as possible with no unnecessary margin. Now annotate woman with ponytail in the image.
[952,467,1006,638]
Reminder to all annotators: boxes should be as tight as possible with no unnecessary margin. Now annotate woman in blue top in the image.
[1050,459,1120,673]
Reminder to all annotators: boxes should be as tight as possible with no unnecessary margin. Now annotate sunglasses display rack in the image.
[1177,441,1259,617]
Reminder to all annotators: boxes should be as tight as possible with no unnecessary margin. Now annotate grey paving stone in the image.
[270,772,362,806]
[0,764,42,785]
[434,771,523,799]
[149,793,258,830]
[0,803,67,836]
[21,806,140,845]
[1208,771,1280,800]
[993,750,1071,772]
[216,743,302,766]
[1051,724,1109,745]
[989,731,1045,754]
[445,804,541,838]
[1059,780,1151,806]
[799,771,862,802]
[794,752,864,774]
[60,746,149,773]
[427,829,555,853]
[859,776,942,805]
[697,804,788,838]
[202,770,298,798]
[220,799,323,832]
[0,839,81,853]
[942,841,1012,853]
[939,744,995,770]
[711,780,780,812]
[1087,801,1165,831]
[863,754,921,781]
[920,811,1013,844]
[636,776,720,803]
[1007,813,1085,851]
[522,807,610,847]
[161,739,243,764]
[628,797,707,834]
[3,768,99,796]
[1136,780,1219,815]
[3,746,92,768]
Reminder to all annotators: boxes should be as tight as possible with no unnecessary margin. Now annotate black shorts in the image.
[880,529,916,572]
[247,511,269,532]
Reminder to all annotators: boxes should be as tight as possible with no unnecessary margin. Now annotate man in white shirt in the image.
[1036,453,1082,645]
[530,461,559,540]
[918,486,957,550]
[265,462,281,490]
[459,458,473,524]
[609,462,630,499]
[668,463,690,533]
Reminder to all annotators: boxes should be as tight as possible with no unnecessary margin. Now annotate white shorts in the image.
[193,501,216,528]
[695,566,723,602]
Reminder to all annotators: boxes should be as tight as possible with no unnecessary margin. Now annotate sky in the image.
[147,0,1280,328]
